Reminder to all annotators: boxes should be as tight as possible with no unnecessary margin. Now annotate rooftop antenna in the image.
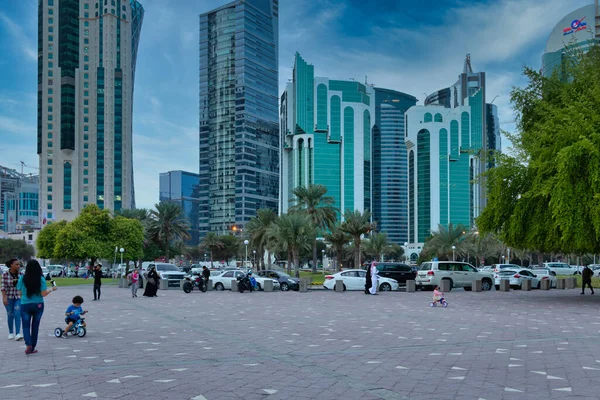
[463,53,473,74]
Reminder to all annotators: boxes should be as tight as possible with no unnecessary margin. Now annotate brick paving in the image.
[1,284,600,399]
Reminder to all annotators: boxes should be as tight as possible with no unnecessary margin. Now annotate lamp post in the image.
[253,249,256,268]
[204,253,207,263]
[404,242,408,263]
[119,247,124,268]
[244,239,249,269]
[451,245,456,261]
[321,249,325,275]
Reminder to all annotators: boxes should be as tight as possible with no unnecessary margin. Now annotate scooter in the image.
[183,275,208,293]
[237,275,253,293]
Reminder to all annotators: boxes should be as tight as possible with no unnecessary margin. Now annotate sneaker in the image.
[15,333,23,341]
[62,332,68,338]
[8,334,14,340]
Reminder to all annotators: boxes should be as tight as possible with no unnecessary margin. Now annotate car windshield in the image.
[498,270,517,275]
[419,263,432,271]
[156,264,180,272]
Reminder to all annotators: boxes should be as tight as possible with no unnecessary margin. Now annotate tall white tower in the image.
[37,0,144,224]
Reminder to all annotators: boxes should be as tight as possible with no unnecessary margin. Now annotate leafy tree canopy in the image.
[0,238,35,261]
[478,46,600,254]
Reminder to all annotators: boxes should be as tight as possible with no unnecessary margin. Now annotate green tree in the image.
[267,212,315,277]
[212,235,240,264]
[386,244,405,262]
[147,202,191,260]
[110,216,144,266]
[54,205,113,266]
[362,232,390,262]
[36,220,67,259]
[245,209,277,270]
[0,238,35,261]
[340,209,376,268]
[323,223,350,272]
[200,232,224,267]
[420,223,469,261]
[478,46,600,254]
[291,184,338,273]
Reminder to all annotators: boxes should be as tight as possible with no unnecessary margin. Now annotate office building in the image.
[159,171,201,246]
[280,53,375,216]
[372,88,417,246]
[542,3,600,77]
[37,0,144,223]
[199,0,279,238]
[405,55,494,259]
[1,166,40,233]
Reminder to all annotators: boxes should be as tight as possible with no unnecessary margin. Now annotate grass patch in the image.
[556,274,600,288]
[51,278,118,287]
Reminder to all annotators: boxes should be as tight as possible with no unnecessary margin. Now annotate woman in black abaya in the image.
[143,266,160,297]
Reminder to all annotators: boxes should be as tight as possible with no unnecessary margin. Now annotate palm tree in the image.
[147,202,191,260]
[267,212,315,277]
[323,223,350,272]
[114,208,151,267]
[245,209,277,270]
[340,209,377,268]
[362,232,390,262]
[421,223,469,261]
[291,184,338,273]
[200,232,224,268]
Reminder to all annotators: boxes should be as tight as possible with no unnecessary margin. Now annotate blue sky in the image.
[0,0,591,209]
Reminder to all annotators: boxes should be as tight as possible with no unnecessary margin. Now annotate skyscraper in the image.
[37,0,144,223]
[199,0,279,237]
[159,171,201,246]
[372,88,417,246]
[280,53,374,216]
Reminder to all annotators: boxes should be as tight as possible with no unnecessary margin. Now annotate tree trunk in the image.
[354,237,361,269]
[312,237,317,273]
[293,249,300,279]
[337,249,343,272]
[267,250,272,270]
[210,250,214,268]
[286,250,292,275]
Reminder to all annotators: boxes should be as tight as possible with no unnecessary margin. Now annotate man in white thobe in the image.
[369,262,379,295]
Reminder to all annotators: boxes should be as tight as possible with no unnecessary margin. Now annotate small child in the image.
[432,286,445,305]
[62,295,87,338]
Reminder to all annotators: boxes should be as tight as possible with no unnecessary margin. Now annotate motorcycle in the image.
[237,274,254,293]
[182,275,208,293]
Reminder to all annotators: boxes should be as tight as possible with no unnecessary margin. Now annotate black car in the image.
[257,270,300,291]
[366,262,417,285]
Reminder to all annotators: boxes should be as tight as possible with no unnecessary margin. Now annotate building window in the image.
[84,160,88,166]
[48,115,52,121]
[48,27,53,32]
[48,150,53,157]
[48,70,53,77]
[84,12,89,18]
[84,117,88,123]
[122,4,126,10]
[111,9,115,15]
[47,106,52,112]
[84,21,89,27]
[48,0,54,5]
[84,196,88,202]
[48,53,53,59]
[48,195,52,201]
[84,99,88,105]
[48,79,52,86]
[84,143,89,149]
[84,73,88,79]
[47,204,52,210]
[122,14,126,20]
[47,123,52,129]
[84,134,89,140]
[84,64,89,70]
[48,132,53,139]
[48,35,53,41]
[111,0,115,5]
[84,152,88,158]
[84,56,88,62]
[48,141,53,148]
[96,3,98,8]
[84,108,88,114]
[48,45,53,51]
[48,177,52,183]
[48,88,53,94]
[95,11,98,17]
[84,47,89,53]
[84,90,88,97]
[48,159,53,165]
[48,97,53,103]
[48,61,53,68]
[83,178,88,184]
[48,17,53,24]
[84,3,89,9]
[84,29,89,36]
[84,170,89,176]
[84,82,89,88]
[48,168,52,174]
[84,38,89,44]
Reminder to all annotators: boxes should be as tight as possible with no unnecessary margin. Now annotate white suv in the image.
[416,261,494,291]
[542,262,578,276]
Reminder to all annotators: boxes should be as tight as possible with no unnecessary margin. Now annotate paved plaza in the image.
[1,284,600,400]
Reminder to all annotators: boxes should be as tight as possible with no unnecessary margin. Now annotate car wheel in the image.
[379,283,392,291]
[280,282,289,291]
[215,283,224,291]
[481,279,492,291]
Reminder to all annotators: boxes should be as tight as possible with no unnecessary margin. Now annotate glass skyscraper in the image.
[280,53,374,217]
[199,0,279,237]
[372,89,417,246]
[159,171,201,246]
[37,0,144,223]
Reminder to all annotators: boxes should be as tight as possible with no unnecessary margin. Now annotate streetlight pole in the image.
[253,250,256,268]
[404,242,408,263]
[321,249,325,275]
[243,239,249,269]
[204,253,207,263]
[452,245,456,262]
[119,248,124,274]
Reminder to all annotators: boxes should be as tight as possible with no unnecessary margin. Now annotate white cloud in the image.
[0,11,37,62]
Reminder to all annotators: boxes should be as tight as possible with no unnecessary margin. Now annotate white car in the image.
[492,263,522,273]
[140,262,187,289]
[529,268,558,288]
[322,269,399,291]
[590,265,600,277]
[46,264,64,277]
[211,270,279,291]
[543,262,578,276]
[494,269,542,290]
[416,261,494,291]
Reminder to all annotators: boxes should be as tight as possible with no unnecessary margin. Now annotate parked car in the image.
[494,269,541,290]
[46,264,64,277]
[416,261,494,291]
[590,265,600,277]
[211,270,279,291]
[140,262,186,288]
[492,263,522,273]
[543,262,578,276]
[323,269,399,291]
[529,268,558,288]
[257,270,299,291]
[479,265,493,272]
[367,262,416,285]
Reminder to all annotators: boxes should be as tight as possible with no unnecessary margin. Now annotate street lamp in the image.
[253,249,256,267]
[451,245,456,261]
[243,239,249,269]
[204,253,207,263]
[404,242,408,263]
[119,247,124,267]
[321,249,325,274]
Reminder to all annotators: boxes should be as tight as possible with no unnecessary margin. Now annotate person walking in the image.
[17,260,56,354]
[369,261,379,295]
[128,268,140,298]
[143,266,160,297]
[581,265,595,295]
[202,266,211,289]
[2,259,23,341]
[92,264,102,301]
